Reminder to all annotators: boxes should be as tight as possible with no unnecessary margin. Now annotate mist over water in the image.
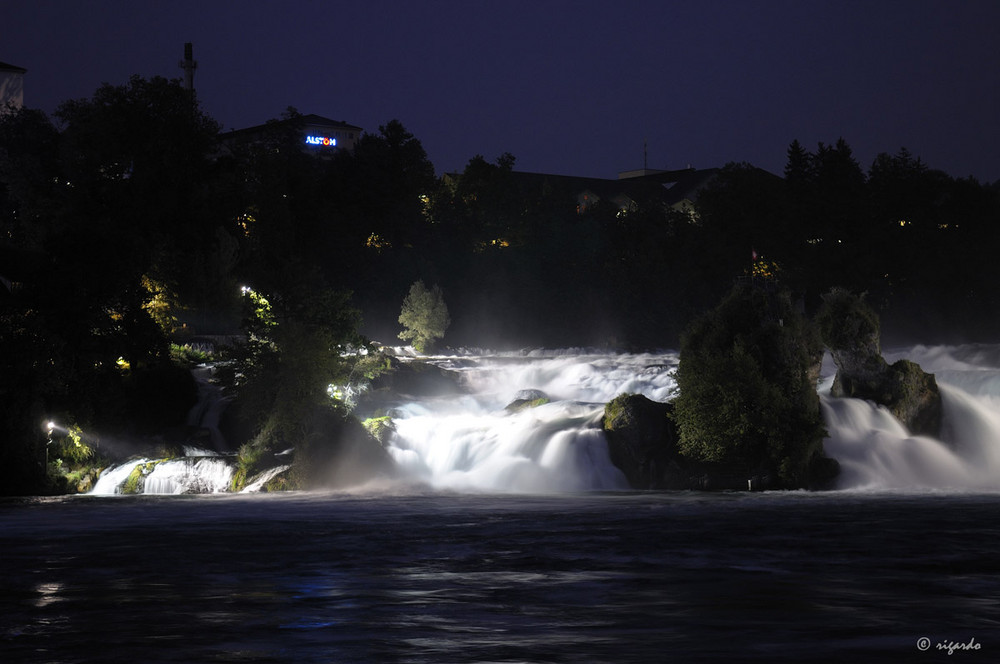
[91,345,1000,495]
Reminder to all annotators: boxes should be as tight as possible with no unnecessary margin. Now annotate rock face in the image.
[370,358,465,397]
[505,389,550,412]
[292,410,398,490]
[831,356,942,437]
[602,394,680,489]
[603,393,798,490]
[819,288,942,437]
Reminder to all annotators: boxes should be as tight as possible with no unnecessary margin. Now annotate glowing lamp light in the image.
[305,135,337,147]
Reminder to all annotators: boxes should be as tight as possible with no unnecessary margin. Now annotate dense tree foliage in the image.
[697,141,1000,340]
[0,77,219,494]
[672,280,831,487]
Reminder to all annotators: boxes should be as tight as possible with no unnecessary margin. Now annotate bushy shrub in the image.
[814,287,880,352]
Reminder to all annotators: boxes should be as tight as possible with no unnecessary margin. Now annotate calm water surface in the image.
[2,490,998,662]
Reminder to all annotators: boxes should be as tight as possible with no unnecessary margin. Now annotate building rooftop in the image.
[224,113,362,138]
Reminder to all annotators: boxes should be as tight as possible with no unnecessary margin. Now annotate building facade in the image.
[0,61,26,113]
[220,113,363,156]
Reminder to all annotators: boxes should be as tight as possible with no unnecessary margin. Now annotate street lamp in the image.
[44,420,55,466]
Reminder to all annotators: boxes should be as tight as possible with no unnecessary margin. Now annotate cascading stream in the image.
[89,345,1000,494]
[821,345,1000,490]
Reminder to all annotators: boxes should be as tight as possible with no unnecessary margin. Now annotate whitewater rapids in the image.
[90,345,1000,494]
[385,345,1000,493]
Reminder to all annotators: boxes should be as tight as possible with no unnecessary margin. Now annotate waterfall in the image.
[91,458,153,495]
[821,345,1000,490]
[91,456,233,495]
[241,464,293,493]
[388,400,627,492]
[87,345,1000,495]
[186,364,232,451]
[143,458,234,494]
[383,351,677,493]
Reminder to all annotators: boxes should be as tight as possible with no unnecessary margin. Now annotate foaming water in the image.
[88,344,1000,495]
[823,344,1000,490]
[143,457,233,494]
[385,351,677,492]
[447,350,679,403]
[90,458,152,495]
[820,396,975,490]
[389,401,627,492]
[401,344,1000,493]
[91,456,233,495]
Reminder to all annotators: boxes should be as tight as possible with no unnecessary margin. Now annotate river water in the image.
[2,490,997,662]
[8,344,1000,661]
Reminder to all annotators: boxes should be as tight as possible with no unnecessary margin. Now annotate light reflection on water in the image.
[1,491,999,663]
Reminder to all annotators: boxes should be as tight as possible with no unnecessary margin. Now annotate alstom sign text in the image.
[305,135,337,147]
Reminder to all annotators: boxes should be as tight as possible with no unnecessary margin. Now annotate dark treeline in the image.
[2,76,999,493]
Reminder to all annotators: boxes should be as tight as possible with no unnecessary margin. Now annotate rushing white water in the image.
[91,456,233,495]
[89,345,1000,494]
[91,458,153,495]
[822,345,1000,490]
[384,351,678,493]
[143,458,234,494]
[389,345,1000,493]
[389,400,627,492]
[241,464,293,493]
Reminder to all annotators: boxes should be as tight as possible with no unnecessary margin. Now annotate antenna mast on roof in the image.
[643,139,648,170]
[179,43,197,92]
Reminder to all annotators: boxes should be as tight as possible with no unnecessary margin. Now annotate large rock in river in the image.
[602,393,680,489]
[818,288,942,437]
[832,357,942,438]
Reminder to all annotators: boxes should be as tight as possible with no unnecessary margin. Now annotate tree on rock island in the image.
[672,276,837,489]
[815,287,942,437]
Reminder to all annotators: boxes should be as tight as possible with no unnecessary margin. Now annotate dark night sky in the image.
[4,0,999,182]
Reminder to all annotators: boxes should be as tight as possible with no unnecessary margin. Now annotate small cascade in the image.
[821,345,1000,490]
[241,465,293,493]
[91,456,234,495]
[143,458,234,494]
[186,364,232,451]
[91,459,153,495]
[820,397,972,489]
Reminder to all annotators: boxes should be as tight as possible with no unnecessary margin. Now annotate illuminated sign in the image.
[305,135,337,147]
